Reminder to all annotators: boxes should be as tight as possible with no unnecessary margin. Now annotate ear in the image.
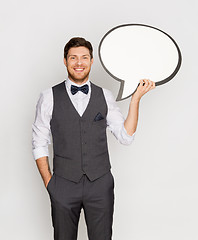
[64,58,67,67]
[91,58,94,65]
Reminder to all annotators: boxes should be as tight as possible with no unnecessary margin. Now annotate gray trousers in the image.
[47,170,115,240]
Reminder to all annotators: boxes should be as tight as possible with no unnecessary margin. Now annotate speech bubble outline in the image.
[98,23,182,101]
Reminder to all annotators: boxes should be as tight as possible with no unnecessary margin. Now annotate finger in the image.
[138,79,144,88]
[151,81,156,90]
[143,79,152,90]
[143,80,154,93]
[144,79,148,86]
[145,79,152,88]
[139,79,145,86]
[143,79,149,87]
[147,81,155,92]
[148,80,153,89]
[139,79,145,88]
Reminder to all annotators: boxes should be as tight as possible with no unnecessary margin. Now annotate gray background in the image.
[1,0,197,239]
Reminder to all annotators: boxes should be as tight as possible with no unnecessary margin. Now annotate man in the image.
[32,37,155,240]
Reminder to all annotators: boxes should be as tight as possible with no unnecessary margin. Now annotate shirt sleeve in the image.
[32,88,53,160]
[103,88,136,145]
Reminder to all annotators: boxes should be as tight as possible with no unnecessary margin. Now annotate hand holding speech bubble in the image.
[98,24,182,101]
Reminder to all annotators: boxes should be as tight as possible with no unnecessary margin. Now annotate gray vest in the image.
[50,80,111,183]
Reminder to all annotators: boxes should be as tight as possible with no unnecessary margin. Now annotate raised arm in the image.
[103,88,135,145]
[124,79,155,135]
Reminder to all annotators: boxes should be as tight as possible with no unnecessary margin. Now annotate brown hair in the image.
[64,37,93,60]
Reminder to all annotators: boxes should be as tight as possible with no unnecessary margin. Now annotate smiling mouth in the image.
[74,68,85,72]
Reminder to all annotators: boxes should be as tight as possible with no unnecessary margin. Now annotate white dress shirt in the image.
[32,78,136,160]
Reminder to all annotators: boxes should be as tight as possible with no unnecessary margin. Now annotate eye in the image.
[69,56,76,60]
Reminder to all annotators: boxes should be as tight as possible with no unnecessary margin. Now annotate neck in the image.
[68,76,89,86]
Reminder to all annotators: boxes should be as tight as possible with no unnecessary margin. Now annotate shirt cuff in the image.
[120,124,136,144]
[32,147,49,161]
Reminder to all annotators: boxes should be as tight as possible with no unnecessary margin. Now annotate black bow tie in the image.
[71,84,89,95]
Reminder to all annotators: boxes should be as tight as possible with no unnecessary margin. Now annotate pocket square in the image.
[94,112,104,121]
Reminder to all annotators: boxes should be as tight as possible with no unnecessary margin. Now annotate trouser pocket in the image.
[47,173,55,194]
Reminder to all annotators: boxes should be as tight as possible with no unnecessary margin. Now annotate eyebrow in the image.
[68,54,90,57]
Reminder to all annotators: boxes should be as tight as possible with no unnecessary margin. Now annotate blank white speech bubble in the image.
[98,24,182,101]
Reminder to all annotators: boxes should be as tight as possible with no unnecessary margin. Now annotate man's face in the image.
[64,46,93,84]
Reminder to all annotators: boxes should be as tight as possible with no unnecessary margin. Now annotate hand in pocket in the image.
[46,175,52,189]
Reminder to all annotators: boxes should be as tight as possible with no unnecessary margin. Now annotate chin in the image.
[69,74,89,83]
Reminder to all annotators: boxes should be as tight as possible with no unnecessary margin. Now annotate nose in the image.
[76,58,82,65]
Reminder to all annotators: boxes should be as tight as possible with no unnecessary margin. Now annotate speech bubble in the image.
[98,24,182,101]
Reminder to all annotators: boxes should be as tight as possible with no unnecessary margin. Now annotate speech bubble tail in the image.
[116,80,138,101]
[116,80,125,101]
